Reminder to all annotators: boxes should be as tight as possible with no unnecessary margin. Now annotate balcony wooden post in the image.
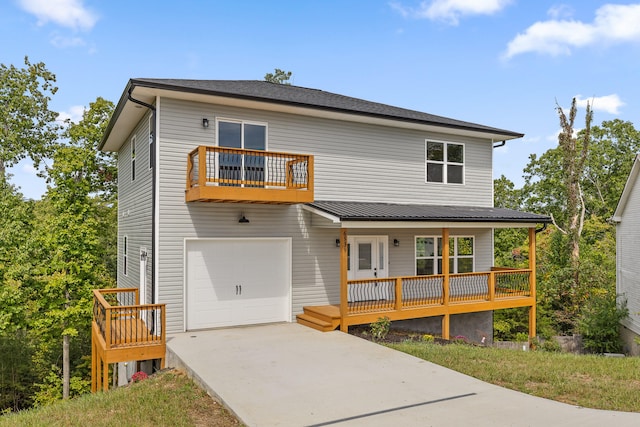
[528,227,537,339]
[307,156,314,193]
[339,228,348,332]
[198,146,207,188]
[442,228,450,340]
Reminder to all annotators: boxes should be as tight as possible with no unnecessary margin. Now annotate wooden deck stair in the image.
[296,305,341,332]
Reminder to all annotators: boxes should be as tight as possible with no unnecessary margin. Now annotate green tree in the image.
[264,68,293,85]
[0,57,60,178]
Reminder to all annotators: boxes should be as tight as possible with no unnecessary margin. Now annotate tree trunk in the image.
[62,334,69,399]
[63,289,70,399]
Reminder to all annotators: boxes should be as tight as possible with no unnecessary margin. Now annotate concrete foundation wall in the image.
[391,312,493,345]
[620,325,640,356]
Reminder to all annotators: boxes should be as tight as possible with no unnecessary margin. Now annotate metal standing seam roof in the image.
[129,79,524,138]
[307,201,551,223]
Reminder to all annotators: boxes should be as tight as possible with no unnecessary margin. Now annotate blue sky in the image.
[3,0,640,200]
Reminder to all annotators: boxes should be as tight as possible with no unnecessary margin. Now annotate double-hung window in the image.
[216,119,267,186]
[415,236,474,275]
[425,140,464,184]
[131,136,136,182]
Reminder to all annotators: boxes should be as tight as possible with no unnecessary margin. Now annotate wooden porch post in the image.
[339,228,349,332]
[442,228,450,340]
[528,227,537,339]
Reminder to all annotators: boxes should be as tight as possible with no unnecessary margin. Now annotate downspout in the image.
[127,88,157,306]
[492,140,506,148]
[535,223,547,234]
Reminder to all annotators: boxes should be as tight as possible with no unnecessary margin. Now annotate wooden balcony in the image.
[91,288,166,392]
[185,146,314,203]
[297,268,535,334]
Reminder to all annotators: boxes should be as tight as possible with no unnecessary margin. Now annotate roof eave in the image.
[99,79,523,152]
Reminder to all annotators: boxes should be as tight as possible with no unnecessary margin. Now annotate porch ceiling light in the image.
[202,118,209,128]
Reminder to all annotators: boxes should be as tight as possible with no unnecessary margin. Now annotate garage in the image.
[185,238,291,330]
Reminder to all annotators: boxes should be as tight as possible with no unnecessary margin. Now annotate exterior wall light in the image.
[335,239,340,247]
[394,239,400,247]
[202,118,209,128]
[239,214,249,224]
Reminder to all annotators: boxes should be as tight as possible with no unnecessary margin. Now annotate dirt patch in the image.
[348,325,450,345]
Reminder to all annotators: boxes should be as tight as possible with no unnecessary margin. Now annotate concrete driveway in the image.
[166,323,640,427]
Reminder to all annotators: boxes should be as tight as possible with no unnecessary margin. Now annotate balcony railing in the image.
[91,288,166,392]
[186,146,314,203]
[346,268,532,315]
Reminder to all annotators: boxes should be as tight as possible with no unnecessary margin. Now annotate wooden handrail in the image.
[346,268,532,315]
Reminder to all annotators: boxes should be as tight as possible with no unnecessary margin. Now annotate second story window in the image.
[425,140,464,184]
[131,136,136,182]
[217,119,267,186]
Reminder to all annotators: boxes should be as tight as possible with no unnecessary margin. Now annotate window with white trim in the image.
[123,235,128,276]
[216,119,267,186]
[415,236,474,275]
[131,136,136,182]
[425,140,464,184]
[148,115,154,170]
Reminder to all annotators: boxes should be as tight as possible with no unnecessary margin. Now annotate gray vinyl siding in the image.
[117,112,153,304]
[155,97,497,332]
[160,98,494,207]
[617,175,640,335]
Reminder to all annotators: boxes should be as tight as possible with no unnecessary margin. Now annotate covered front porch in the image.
[297,201,550,340]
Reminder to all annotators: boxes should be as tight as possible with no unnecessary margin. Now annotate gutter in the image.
[127,87,157,307]
[492,140,506,148]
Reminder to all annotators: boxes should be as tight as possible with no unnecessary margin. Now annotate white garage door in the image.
[185,238,291,330]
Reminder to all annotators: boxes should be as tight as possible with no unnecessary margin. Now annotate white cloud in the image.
[391,0,512,25]
[18,0,98,31]
[574,94,624,115]
[504,3,640,59]
[50,34,86,48]
[57,105,85,124]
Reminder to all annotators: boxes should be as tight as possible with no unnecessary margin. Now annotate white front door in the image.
[348,236,389,280]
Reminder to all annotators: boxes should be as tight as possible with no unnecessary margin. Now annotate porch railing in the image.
[92,288,165,349]
[346,269,531,315]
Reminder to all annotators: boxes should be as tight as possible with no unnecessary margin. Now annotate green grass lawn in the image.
[0,370,243,427]
[387,341,640,412]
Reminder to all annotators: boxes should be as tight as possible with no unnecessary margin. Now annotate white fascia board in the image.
[300,204,342,223]
[340,221,541,229]
[613,154,640,220]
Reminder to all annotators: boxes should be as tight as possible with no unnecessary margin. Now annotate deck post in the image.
[339,228,349,332]
[442,228,450,340]
[442,314,450,341]
[394,277,402,311]
[528,227,537,339]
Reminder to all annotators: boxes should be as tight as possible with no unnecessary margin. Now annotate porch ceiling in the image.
[303,200,551,229]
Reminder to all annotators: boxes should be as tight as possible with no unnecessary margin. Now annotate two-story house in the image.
[96,79,549,364]
[613,154,640,355]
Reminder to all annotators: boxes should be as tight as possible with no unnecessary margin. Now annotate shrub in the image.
[579,294,628,354]
[421,334,434,343]
[369,317,390,341]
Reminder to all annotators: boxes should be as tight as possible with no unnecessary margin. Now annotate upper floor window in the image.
[217,119,266,150]
[217,119,267,186]
[425,140,464,184]
[123,235,128,276]
[131,136,136,182]
[415,236,474,275]
[148,115,155,170]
